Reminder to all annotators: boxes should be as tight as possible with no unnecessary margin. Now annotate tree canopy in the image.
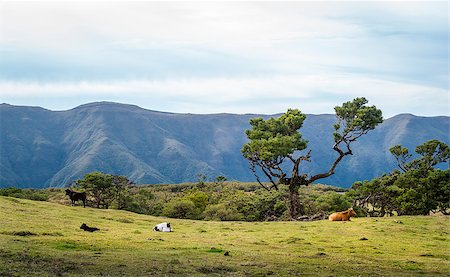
[77,172,132,209]
[351,140,450,216]
[242,97,383,218]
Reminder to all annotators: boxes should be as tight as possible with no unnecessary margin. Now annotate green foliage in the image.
[122,189,164,215]
[314,192,352,213]
[203,203,244,221]
[17,181,353,221]
[185,191,209,212]
[299,186,352,215]
[215,175,227,183]
[241,98,382,218]
[333,97,383,143]
[80,182,346,221]
[0,187,49,201]
[242,109,307,161]
[414,139,449,169]
[389,145,412,172]
[112,175,133,210]
[162,198,200,219]
[351,140,450,216]
[77,172,132,209]
[243,189,288,221]
[348,172,403,216]
[391,139,450,172]
[77,172,115,208]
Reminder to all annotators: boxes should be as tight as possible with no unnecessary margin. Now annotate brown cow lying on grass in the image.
[329,208,356,221]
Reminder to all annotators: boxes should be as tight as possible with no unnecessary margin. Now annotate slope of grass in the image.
[0,196,449,276]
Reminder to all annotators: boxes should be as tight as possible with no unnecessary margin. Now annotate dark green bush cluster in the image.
[124,183,290,221]
[0,187,49,201]
[283,184,352,217]
[349,169,449,216]
[0,180,351,221]
[118,182,348,221]
[349,140,449,216]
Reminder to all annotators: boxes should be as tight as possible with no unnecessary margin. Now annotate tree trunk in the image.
[288,184,304,219]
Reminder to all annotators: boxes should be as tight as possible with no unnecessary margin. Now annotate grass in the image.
[0,196,449,276]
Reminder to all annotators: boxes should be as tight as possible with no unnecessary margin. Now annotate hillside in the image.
[1,102,449,188]
[0,196,449,276]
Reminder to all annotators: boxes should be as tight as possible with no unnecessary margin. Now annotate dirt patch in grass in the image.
[1,230,38,236]
[116,218,134,224]
[196,264,235,273]
[54,241,81,250]
[207,247,224,253]
[41,232,64,237]
[283,237,304,244]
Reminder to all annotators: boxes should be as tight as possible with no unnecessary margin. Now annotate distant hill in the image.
[1,102,449,188]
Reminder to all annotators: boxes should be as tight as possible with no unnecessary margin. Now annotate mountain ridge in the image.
[1,102,448,188]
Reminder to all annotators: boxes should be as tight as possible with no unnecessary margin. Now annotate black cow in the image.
[65,189,86,208]
[80,223,99,232]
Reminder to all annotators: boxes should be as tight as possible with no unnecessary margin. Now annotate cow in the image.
[80,223,99,232]
[153,222,172,232]
[65,189,86,208]
[328,208,357,221]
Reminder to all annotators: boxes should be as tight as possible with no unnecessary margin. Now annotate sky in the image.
[0,1,448,117]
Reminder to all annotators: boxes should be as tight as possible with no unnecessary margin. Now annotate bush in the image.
[0,187,49,201]
[162,198,201,219]
[124,189,164,215]
[315,192,352,213]
[203,203,244,221]
[185,191,209,212]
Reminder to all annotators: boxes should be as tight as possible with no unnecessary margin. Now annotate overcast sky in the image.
[0,1,448,117]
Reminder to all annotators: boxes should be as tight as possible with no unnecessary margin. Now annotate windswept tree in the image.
[390,139,449,172]
[241,97,383,219]
[351,140,450,216]
[77,172,132,209]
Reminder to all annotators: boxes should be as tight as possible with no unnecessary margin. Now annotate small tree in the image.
[390,139,449,172]
[78,172,132,209]
[111,175,133,209]
[78,172,114,208]
[215,175,227,183]
[352,140,450,216]
[242,97,382,219]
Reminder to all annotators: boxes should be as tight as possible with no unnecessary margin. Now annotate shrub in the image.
[0,187,49,201]
[203,203,244,221]
[162,198,201,219]
[315,192,352,213]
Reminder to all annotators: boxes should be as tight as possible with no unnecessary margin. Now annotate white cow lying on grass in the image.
[153,222,172,232]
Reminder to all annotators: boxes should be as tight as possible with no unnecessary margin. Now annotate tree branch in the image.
[291,150,311,178]
[249,163,271,191]
[308,141,349,183]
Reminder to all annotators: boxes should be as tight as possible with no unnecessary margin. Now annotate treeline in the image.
[0,177,349,221]
[350,139,449,216]
[1,139,448,220]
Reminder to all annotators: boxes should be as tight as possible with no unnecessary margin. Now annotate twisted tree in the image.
[241,97,383,219]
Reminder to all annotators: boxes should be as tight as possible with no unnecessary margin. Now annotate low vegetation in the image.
[0,181,349,221]
[1,196,449,276]
[350,139,449,216]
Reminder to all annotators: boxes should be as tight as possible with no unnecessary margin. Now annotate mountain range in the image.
[1,102,448,188]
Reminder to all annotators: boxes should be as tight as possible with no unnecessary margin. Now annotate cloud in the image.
[1,74,447,117]
[0,1,448,116]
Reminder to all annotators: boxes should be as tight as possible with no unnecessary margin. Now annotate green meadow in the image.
[1,196,449,276]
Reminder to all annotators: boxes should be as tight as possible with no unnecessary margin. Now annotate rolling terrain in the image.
[1,102,449,188]
[0,196,449,276]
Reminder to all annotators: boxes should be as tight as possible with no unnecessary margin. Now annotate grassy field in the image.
[0,196,449,276]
